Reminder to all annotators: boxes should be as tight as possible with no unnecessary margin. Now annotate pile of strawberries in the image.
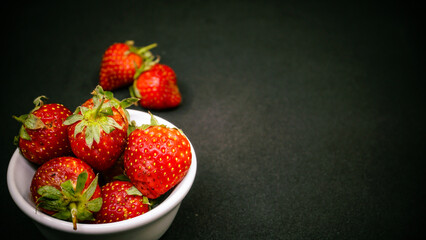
[100,41,182,109]
[12,41,192,230]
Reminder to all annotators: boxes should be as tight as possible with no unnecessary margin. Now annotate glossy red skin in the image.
[123,126,192,199]
[99,43,143,91]
[19,103,72,165]
[30,157,101,215]
[134,64,181,110]
[67,98,129,171]
[95,180,150,223]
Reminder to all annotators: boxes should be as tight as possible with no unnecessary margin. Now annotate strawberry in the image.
[99,40,159,91]
[129,63,182,110]
[64,85,138,171]
[13,96,72,165]
[123,113,192,199]
[30,156,102,230]
[95,180,150,223]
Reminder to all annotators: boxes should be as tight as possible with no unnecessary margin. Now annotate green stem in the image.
[137,43,157,55]
[93,97,105,119]
[12,115,26,124]
[70,202,78,230]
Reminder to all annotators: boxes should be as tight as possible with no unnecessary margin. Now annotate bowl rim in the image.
[7,109,197,234]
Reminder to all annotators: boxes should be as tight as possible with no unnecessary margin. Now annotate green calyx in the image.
[126,186,151,209]
[64,86,138,148]
[13,96,48,143]
[128,111,185,137]
[138,112,185,136]
[125,41,160,79]
[36,171,102,230]
[139,111,162,130]
[126,111,164,135]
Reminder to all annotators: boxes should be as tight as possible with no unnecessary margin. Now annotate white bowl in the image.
[7,109,197,240]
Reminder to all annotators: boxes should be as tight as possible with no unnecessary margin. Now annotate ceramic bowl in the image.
[7,110,197,240]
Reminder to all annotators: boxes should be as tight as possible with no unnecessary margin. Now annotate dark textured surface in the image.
[1,0,425,239]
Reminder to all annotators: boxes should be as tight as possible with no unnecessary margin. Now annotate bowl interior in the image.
[7,109,197,234]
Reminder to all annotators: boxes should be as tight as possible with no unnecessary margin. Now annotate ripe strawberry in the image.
[30,156,102,230]
[95,180,150,223]
[130,64,182,110]
[13,96,72,165]
[99,40,159,91]
[64,85,138,171]
[123,113,192,199]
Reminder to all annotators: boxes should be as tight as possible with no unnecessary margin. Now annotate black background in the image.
[1,0,425,239]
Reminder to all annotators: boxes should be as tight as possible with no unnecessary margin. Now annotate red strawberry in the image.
[64,85,138,171]
[30,156,102,230]
[123,113,192,199]
[13,96,72,165]
[99,41,158,91]
[95,180,150,223]
[130,64,182,110]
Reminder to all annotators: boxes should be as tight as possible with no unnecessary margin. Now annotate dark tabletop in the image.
[1,0,425,239]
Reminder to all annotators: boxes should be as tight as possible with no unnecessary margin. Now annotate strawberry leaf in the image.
[139,124,151,130]
[37,186,62,200]
[82,174,99,201]
[86,197,102,212]
[80,106,90,115]
[63,114,83,126]
[106,117,123,130]
[104,90,114,100]
[126,186,143,196]
[13,114,28,124]
[143,196,150,205]
[13,135,20,145]
[120,97,139,109]
[136,112,168,131]
[92,124,101,144]
[92,85,114,100]
[73,120,86,138]
[100,107,113,116]
[61,180,76,199]
[127,120,137,135]
[113,174,131,181]
[75,171,88,195]
[18,126,31,141]
[149,112,159,126]
[76,206,95,221]
[24,114,46,129]
[124,108,131,124]
[31,95,47,112]
[85,124,101,148]
[38,198,68,212]
[100,122,114,134]
[92,85,105,96]
[37,186,70,212]
[129,82,142,98]
[53,210,72,220]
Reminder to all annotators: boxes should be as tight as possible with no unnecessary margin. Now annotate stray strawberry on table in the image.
[130,63,182,110]
[99,40,158,91]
